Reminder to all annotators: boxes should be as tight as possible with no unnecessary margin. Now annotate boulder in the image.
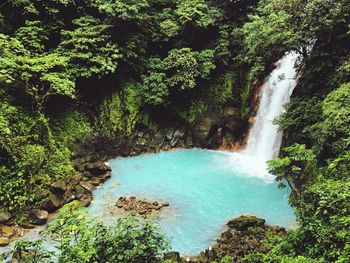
[82,171,94,179]
[50,180,67,194]
[29,209,48,225]
[165,129,174,141]
[0,237,10,246]
[79,181,94,193]
[0,211,11,223]
[85,161,111,176]
[74,185,85,199]
[163,251,180,262]
[227,215,265,231]
[220,230,233,240]
[1,225,14,237]
[80,194,92,207]
[206,246,217,259]
[42,193,62,212]
[99,172,111,183]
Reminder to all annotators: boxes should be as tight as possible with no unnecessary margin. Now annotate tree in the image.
[0,34,75,111]
[92,0,150,22]
[58,16,122,79]
[268,144,317,196]
[163,48,215,90]
[175,0,221,28]
[140,72,168,105]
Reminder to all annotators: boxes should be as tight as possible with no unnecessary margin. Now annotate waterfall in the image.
[231,52,300,178]
[244,52,300,161]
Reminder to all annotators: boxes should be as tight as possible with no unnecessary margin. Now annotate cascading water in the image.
[245,52,300,160]
[232,52,301,177]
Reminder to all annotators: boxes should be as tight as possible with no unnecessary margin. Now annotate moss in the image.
[97,82,142,138]
[179,99,207,125]
[208,72,235,109]
[51,109,93,148]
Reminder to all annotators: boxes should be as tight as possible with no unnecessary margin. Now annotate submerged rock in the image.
[0,211,11,224]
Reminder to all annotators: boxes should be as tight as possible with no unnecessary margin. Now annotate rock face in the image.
[115,196,169,217]
[0,211,11,224]
[29,209,49,225]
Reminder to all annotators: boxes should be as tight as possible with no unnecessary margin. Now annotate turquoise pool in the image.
[87,149,295,255]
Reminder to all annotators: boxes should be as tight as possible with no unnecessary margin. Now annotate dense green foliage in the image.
[0,0,260,213]
[2,202,169,262]
[1,0,350,262]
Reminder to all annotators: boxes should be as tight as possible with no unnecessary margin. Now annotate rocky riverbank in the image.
[163,215,287,263]
[0,160,112,247]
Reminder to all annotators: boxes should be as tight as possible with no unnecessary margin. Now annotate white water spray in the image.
[245,52,300,160]
[232,52,301,178]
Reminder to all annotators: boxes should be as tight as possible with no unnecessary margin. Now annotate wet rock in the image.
[98,172,111,183]
[85,161,111,176]
[1,225,14,237]
[74,185,85,199]
[79,181,94,193]
[0,211,11,224]
[115,197,169,218]
[248,116,256,125]
[227,215,265,231]
[163,251,180,262]
[42,193,62,212]
[165,129,174,141]
[205,246,217,259]
[0,236,10,246]
[193,113,218,146]
[29,209,48,225]
[51,180,67,194]
[80,194,93,207]
[220,230,233,240]
[90,178,102,186]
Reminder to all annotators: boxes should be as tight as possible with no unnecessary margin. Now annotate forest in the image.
[0,0,349,262]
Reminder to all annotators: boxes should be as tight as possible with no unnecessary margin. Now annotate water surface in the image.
[88,149,295,255]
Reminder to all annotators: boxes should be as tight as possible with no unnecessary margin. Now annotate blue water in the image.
[88,149,295,255]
